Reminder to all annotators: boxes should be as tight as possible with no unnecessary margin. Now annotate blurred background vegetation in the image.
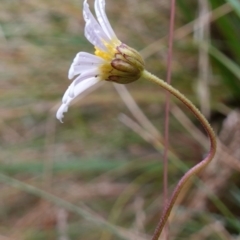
[0,0,240,239]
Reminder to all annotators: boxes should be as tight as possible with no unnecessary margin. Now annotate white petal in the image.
[73,77,99,101]
[83,0,109,42]
[84,23,106,50]
[73,68,99,88]
[68,52,104,79]
[65,69,100,102]
[68,65,75,79]
[74,52,104,64]
[62,83,75,104]
[56,104,69,123]
[68,64,100,80]
[83,0,110,49]
[94,0,117,39]
[68,66,99,81]
[56,77,100,122]
[71,65,98,77]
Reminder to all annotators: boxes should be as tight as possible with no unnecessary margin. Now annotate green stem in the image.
[142,70,217,240]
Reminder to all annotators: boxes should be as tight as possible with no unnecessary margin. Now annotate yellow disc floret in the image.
[95,39,121,61]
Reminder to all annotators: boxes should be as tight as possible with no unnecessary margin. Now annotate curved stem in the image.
[141,70,217,240]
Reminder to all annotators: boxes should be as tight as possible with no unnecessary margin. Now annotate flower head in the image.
[56,0,144,122]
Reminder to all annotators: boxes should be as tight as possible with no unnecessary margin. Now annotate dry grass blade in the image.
[118,113,162,150]
[194,0,211,118]
[114,84,162,141]
[171,104,208,149]
[56,208,70,240]
[133,197,146,233]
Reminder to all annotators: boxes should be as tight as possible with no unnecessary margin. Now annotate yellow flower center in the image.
[94,39,121,80]
[94,39,120,61]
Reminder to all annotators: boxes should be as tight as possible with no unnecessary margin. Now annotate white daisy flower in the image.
[56,0,144,122]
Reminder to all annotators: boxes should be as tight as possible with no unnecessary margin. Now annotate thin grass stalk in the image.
[163,0,176,238]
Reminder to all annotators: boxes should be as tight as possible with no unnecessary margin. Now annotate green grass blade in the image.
[208,44,240,81]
